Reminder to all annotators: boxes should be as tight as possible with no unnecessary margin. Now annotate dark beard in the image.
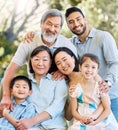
[71,25,86,36]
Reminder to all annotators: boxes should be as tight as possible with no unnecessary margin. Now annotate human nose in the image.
[87,67,92,72]
[73,20,79,26]
[37,60,43,65]
[61,62,66,67]
[49,25,55,32]
[18,87,23,91]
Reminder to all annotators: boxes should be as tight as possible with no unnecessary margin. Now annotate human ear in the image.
[28,90,32,96]
[10,89,13,95]
[79,65,81,72]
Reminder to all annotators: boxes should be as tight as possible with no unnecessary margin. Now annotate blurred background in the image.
[0,0,118,78]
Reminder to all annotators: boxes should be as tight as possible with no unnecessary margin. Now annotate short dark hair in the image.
[80,53,100,68]
[10,75,32,90]
[65,6,85,18]
[52,47,79,72]
[29,45,52,73]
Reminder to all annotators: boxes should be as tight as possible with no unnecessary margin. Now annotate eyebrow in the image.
[68,16,82,21]
[55,57,66,64]
[46,21,61,26]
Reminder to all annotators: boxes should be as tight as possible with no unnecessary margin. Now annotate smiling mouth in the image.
[63,67,69,72]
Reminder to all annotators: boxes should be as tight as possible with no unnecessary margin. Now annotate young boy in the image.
[0,75,37,130]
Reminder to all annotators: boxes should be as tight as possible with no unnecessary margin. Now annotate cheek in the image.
[45,62,51,70]
[68,24,73,29]
[56,64,61,70]
[56,64,63,72]
[32,63,36,69]
[41,25,47,32]
[31,62,36,68]
[56,28,61,34]
[70,59,75,68]
[71,62,75,68]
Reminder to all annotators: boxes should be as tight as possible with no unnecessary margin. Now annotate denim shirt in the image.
[29,73,68,129]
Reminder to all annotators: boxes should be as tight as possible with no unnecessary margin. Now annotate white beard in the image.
[42,31,57,43]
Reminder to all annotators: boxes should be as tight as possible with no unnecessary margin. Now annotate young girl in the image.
[68,53,118,129]
[53,47,118,130]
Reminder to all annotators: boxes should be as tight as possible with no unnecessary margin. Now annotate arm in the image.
[94,74,102,82]
[22,32,35,43]
[52,70,67,80]
[103,32,118,84]
[16,111,51,129]
[91,103,104,120]
[3,108,18,127]
[71,97,93,124]
[91,94,111,124]
[64,98,73,121]
[16,80,68,129]
[1,62,19,110]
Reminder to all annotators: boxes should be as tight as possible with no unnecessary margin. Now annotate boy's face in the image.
[11,80,32,101]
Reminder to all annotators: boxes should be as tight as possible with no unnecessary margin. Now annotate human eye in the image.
[56,61,61,66]
[77,17,81,21]
[23,84,29,89]
[15,85,20,88]
[23,86,27,89]
[92,66,97,69]
[33,58,39,62]
[43,58,48,61]
[68,20,74,24]
[54,25,60,29]
[46,22,52,27]
[84,64,88,67]
[63,58,67,62]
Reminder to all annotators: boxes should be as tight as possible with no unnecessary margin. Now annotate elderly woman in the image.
[16,45,68,130]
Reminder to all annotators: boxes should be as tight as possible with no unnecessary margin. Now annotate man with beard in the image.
[0,9,77,110]
[65,6,118,122]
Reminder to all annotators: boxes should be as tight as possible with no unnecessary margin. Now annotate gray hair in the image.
[41,9,64,27]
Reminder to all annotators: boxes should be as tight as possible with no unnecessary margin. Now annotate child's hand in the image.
[86,114,98,125]
[80,115,94,125]
[88,120,98,125]
[69,84,77,98]
[3,108,10,117]
[69,84,82,98]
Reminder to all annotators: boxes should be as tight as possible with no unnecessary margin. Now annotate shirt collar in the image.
[30,73,52,84]
[12,96,30,106]
[72,28,96,44]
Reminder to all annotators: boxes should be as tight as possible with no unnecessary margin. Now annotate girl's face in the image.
[79,58,98,80]
[55,51,75,75]
[31,51,51,77]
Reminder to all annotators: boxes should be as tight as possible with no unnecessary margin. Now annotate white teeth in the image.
[63,67,68,71]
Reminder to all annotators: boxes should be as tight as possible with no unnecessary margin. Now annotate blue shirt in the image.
[0,98,37,130]
[29,73,68,129]
[71,28,118,99]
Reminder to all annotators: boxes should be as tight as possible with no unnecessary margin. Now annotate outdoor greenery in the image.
[0,0,118,77]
